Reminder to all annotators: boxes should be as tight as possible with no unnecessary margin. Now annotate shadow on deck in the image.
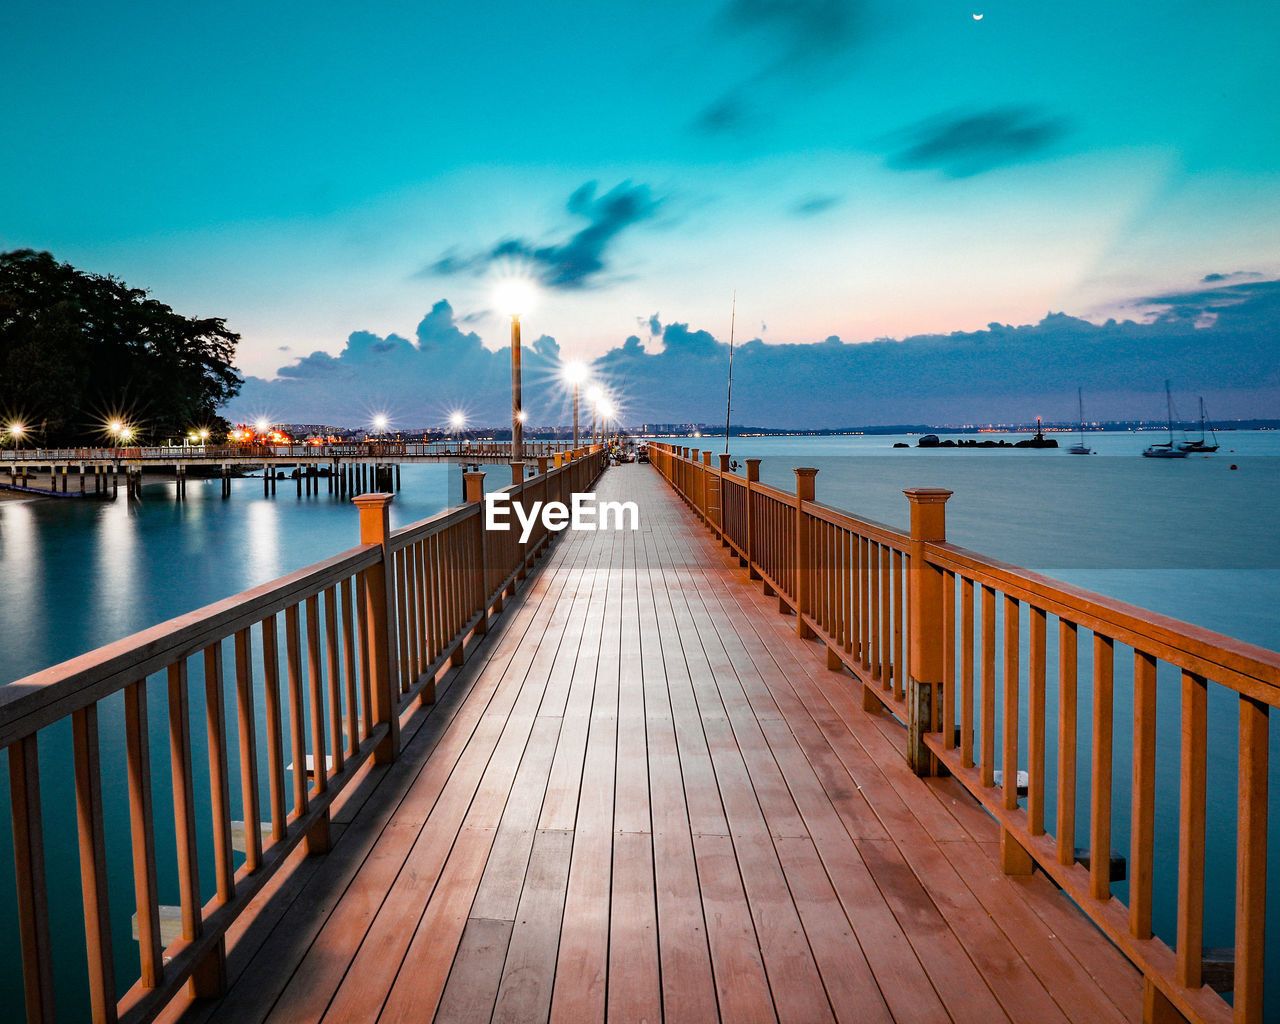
[163,464,1141,1024]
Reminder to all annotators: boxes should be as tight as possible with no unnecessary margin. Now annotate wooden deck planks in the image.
[177,464,1142,1024]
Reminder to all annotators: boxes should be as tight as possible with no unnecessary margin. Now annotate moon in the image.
[973,12,984,19]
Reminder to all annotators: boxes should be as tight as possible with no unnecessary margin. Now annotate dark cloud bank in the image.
[431,182,659,290]
[224,277,1280,428]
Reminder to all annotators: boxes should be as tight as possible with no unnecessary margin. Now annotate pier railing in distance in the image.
[0,447,605,1024]
[1,439,582,463]
[650,442,1276,1024]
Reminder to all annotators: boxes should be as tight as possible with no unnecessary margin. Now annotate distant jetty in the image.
[897,419,1059,450]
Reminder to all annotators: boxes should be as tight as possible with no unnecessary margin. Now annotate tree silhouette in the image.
[0,249,242,444]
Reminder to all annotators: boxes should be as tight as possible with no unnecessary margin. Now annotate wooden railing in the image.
[0,448,606,1023]
[650,443,1277,1024]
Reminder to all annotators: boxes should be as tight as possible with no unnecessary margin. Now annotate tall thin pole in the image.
[573,384,579,449]
[511,315,523,463]
[725,292,736,455]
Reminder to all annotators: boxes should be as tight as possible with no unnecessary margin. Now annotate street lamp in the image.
[563,361,587,449]
[495,278,536,465]
[6,422,24,450]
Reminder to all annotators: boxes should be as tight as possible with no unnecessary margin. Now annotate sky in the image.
[3,0,1279,427]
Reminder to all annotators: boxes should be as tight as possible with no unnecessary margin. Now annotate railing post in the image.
[745,458,762,579]
[904,488,952,777]
[465,471,488,651]
[353,493,400,764]
[794,468,818,638]
[717,453,730,542]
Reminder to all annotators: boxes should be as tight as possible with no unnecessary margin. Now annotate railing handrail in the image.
[927,539,1280,701]
[0,544,381,742]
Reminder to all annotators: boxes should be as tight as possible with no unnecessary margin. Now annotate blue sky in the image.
[3,0,1278,424]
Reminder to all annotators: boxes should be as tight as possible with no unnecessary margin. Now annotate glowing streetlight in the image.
[199,428,210,443]
[495,277,536,465]
[448,411,467,431]
[563,361,588,449]
[255,418,270,435]
[598,399,615,446]
[6,422,24,448]
[372,414,388,435]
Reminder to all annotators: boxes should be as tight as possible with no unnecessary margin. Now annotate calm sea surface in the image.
[1,435,1277,1019]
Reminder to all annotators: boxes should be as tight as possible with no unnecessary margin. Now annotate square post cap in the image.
[718,453,731,472]
[463,471,486,503]
[352,492,394,544]
[903,488,952,541]
[745,457,762,482]
[794,467,818,502]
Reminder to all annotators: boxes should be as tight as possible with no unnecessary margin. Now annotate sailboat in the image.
[1177,397,1219,452]
[1142,380,1189,458]
[1068,388,1092,455]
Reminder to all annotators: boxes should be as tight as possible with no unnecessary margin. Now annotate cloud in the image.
[429,181,660,290]
[1201,271,1262,283]
[720,0,868,62]
[693,0,870,135]
[792,194,841,216]
[223,278,1280,429]
[886,106,1070,177]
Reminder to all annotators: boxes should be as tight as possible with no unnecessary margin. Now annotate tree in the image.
[0,249,242,445]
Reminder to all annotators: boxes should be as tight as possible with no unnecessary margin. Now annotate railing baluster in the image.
[72,704,117,1024]
[1131,651,1157,939]
[1002,594,1020,812]
[341,577,360,756]
[394,548,411,695]
[981,585,996,787]
[1057,619,1078,865]
[943,571,956,749]
[323,587,345,776]
[892,548,904,701]
[9,732,56,1023]
[202,643,235,905]
[233,628,262,873]
[305,596,328,795]
[261,615,288,841]
[284,604,310,816]
[167,662,203,943]
[961,577,975,768]
[356,569,374,739]
[124,681,163,990]
[1028,608,1047,834]
[1176,670,1207,988]
[1235,694,1269,1024]
[1090,633,1114,902]
[880,545,892,689]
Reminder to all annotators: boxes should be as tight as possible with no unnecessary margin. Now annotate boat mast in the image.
[724,291,736,456]
[1164,379,1175,445]
[1078,387,1086,443]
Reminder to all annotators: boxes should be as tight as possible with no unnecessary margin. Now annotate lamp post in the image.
[586,386,602,448]
[494,279,535,466]
[564,362,587,450]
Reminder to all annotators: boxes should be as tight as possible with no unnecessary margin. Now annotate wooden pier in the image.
[0,447,1274,1024]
